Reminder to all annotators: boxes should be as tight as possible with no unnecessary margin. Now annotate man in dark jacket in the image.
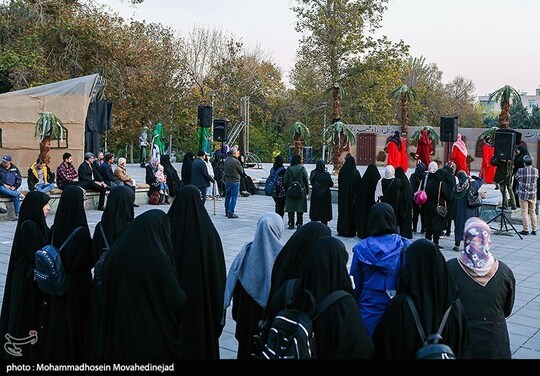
[0,154,22,220]
[78,152,108,210]
[191,150,214,204]
[98,153,123,189]
[223,147,245,218]
[27,157,56,193]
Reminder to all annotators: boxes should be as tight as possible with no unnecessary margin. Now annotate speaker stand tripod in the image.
[486,205,523,240]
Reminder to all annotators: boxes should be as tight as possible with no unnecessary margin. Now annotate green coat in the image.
[284,164,309,213]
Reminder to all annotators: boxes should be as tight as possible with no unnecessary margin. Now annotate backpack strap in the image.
[58,226,85,252]
[405,295,453,345]
[99,224,110,251]
[312,290,351,321]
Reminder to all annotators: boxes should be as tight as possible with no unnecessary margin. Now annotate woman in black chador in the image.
[167,185,226,359]
[91,186,135,264]
[160,154,183,197]
[356,164,381,239]
[87,185,135,358]
[372,239,469,359]
[337,154,361,237]
[300,236,374,359]
[181,151,194,185]
[98,210,186,359]
[309,160,334,225]
[268,221,331,302]
[409,162,427,233]
[394,167,413,239]
[42,185,93,359]
[424,165,451,249]
[374,165,403,222]
[0,192,50,358]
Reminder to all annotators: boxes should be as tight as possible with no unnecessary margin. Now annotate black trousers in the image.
[288,212,303,227]
[273,197,285,217]
[78,181,107,208]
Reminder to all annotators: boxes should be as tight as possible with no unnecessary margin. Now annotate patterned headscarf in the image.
[459,217,497,284]
[428,161,438,173]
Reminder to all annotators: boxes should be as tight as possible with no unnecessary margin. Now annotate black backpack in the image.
[254,280,350,359]
[34,226,84,296]
[405,295,456,360]
[286,168,303,199]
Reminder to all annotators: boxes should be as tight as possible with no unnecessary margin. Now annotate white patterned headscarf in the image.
[459,217,497,285]
[375,165,395,201]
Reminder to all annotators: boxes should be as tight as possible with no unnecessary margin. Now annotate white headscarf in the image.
[374,165,395,201]
[223,212,284,322]
[428,161,438,173]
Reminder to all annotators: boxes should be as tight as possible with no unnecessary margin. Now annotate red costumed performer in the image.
[415,128,432,170]
[400,134,409,172]
[450,133,469,175]
[480,136,496,183]
[385,131,402,169]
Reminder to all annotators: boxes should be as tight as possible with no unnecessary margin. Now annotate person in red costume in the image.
[450,133,469,175]
[415,128,432,170]
[385,131,402,169]
[480,136,496,184]
[400,133,409,172]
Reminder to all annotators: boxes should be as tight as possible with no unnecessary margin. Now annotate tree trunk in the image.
[401,95,409,136]
[332,141,342,175]
[130,140,134,163]
[332,85,341,122]
[331,85,343,173]
[294,133,302,156]
[499,98,510,128]
[39,136,51,165]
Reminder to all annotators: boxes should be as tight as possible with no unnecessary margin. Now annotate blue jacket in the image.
[350,234,411,337]
[0,163,22,189]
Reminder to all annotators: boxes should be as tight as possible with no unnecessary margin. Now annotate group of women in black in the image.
[1,184,226,359]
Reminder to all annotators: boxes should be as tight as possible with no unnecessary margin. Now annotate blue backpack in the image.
[34,226,84,296]
[264,166,284,196]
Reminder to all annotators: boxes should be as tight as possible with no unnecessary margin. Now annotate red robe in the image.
[386,141,401,169]
[400,137,408,172]
[480,143,496,183]
[450,145,469,175]
[416,130,431,170]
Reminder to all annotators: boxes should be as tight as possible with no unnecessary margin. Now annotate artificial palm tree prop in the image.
[324,120,356,175]
[480,126,499,140]
[410,126,440,146]
[390,84,416,137]
[287,121,310,157]
[488,85,521,128]
[34,111,67,164]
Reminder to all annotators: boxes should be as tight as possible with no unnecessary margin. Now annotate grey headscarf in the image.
[223,212,284,316]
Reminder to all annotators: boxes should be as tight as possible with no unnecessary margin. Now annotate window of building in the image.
[50,127,69,149]
[529,100,537,109]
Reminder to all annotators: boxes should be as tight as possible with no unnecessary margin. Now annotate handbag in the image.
[467,188,483,209]
[435,182,447,217]
[413,174,428,206]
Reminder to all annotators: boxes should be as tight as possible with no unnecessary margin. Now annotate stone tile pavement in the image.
[0,163,538,359]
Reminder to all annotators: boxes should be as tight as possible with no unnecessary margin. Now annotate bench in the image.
[0,183,152,221]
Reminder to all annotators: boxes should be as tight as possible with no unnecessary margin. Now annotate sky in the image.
[99,0,540,98]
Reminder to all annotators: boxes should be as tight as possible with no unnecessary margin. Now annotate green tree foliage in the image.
[509,101,530,129]
[529,105,540,129]
[489,85,522,129]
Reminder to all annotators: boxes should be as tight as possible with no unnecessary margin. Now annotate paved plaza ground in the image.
[0,163,539,359]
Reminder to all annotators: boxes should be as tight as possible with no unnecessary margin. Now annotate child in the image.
[155,164,170,204]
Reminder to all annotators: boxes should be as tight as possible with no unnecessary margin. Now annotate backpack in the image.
[405,295,456,360]
[286,168,303,199]
[34,226,84,296]
[466,187,483,208]
[264,166,284,196]
[254,279,351,359]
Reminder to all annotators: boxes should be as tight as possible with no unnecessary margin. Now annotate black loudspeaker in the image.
[197,105,213,128]
[440,116,458,142]
[495,128,522,145]
[213,119,228,142]
[494,130,516,160]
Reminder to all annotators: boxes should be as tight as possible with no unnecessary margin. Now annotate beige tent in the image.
[0,74,104,176]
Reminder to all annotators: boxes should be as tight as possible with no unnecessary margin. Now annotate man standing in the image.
[191,150,214,204]
[139,126,149,167]
[78,152,108,210]
[0,155,22,221]
[515,155,538,236]
[28,156,56,193]
[56,152,80,190]
[223,147,245,218]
